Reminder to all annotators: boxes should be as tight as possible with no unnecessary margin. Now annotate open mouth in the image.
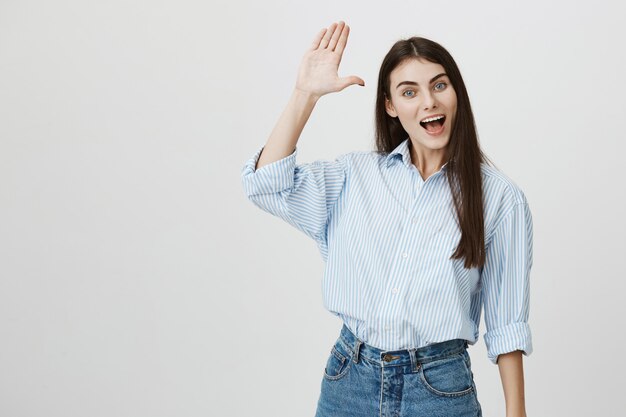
[419,115,446,133]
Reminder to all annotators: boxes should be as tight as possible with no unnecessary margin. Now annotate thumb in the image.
[337,76,365,91]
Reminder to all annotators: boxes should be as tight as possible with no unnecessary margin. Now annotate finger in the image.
[327,21,345,51]
[337,75,365,90]
[310,28,327,51]
[319,22,338,49]
[334,24,350,55]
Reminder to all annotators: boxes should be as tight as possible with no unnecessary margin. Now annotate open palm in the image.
[295,21,364,99]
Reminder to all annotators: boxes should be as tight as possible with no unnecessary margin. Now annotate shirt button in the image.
[412,218,418,224]
[384,325,391,331]
[391,288,398,294]
[402,252,408,258]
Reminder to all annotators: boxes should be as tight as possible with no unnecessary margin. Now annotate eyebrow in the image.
[395,73,448,90]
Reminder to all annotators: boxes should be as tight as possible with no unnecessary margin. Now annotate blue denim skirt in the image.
[315,324,483,417]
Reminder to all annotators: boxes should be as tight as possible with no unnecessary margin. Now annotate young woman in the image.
[241,21,532,417]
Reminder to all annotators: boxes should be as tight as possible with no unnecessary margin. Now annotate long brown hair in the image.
[374,37,495,269]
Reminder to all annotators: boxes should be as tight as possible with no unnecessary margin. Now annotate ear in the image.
[385,96,398,118]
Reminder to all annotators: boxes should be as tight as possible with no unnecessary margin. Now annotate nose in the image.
[423,90,437,110]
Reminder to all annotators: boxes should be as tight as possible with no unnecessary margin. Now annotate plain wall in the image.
[1,0,624,415]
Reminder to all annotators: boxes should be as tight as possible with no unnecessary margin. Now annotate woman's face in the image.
[385,58,457,156]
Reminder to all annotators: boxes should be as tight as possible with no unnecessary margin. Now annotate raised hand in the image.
[295,21,365,99]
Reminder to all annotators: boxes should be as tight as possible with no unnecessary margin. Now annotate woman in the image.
[241,21,532,417]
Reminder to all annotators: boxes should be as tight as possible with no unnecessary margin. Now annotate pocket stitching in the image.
[432,227,460,255]
[323,346,353,381]
[418,353,474,397]
[331,346,346,362]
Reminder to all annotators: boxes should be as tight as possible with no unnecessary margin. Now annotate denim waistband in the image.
[337,323,468,367]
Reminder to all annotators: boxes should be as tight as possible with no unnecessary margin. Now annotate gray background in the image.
[1,0,624,416]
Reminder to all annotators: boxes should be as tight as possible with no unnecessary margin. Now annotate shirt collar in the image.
[385,138,449,172]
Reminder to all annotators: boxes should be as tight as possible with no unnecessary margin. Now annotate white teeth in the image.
[421,115,445,123]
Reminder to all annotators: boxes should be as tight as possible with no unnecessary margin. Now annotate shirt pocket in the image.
[430,219,461,258]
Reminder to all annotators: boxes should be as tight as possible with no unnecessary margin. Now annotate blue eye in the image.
[402,90,415,97]
[435,82,447,90]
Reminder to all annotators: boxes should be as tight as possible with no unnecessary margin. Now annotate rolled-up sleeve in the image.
[481,201,534,365]
[241,144,349,248]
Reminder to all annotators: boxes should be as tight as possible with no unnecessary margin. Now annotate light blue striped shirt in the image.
[241,138,533,365]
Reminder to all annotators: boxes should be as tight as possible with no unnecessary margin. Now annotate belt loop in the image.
[408,348,418,372]
[353,340,362,364]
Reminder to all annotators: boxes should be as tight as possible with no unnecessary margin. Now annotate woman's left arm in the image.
[497,350,527,417]
[480,196,534,415]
